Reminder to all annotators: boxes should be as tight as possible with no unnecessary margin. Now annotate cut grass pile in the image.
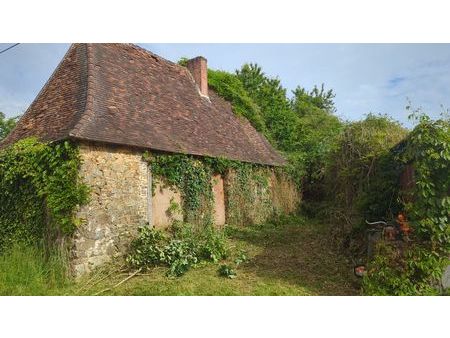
[0,216,360,296]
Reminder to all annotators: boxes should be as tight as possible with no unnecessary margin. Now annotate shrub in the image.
[126,226,167,268]
[199,228,228,263]
[362,113,450,295]
[126,223,228,277]
[325,114,407,229]
[362,241,445,295]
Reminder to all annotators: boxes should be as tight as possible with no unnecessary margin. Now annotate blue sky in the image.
[1,43,449,127]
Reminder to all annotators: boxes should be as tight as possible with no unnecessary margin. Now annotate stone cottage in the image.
[1,44,299,274]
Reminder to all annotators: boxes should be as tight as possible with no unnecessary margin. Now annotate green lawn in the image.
[0,217,360,296]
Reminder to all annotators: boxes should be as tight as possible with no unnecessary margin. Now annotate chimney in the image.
[187,56,208,98]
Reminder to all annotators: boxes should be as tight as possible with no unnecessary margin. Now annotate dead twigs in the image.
[93,268,143,296]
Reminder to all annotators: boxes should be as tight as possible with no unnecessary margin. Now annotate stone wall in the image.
[71,143,300,275]
[72,142,149,276]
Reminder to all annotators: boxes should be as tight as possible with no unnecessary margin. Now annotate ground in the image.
[0,216,360,296]
[74,217,360,296]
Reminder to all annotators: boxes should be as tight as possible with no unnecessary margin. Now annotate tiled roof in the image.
[1,44,286,166]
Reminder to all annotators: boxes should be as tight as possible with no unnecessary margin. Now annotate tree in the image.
[236,63,344,196]
[236,63,299,152]
[0,112,18,141]
[292,84,336,115]
[326,114,408,221]
[289,83,342,203]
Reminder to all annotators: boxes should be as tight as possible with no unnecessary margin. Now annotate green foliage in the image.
[218,264,237,279]
[216,250,248,279]
[126,223,228,277]
[362,241,446,295]
[291,89,343,201]
[0,112,19,141]
[146,153,214,224]
[208,69,266,133]
[146,151,278,227]
[236,63,299,152]
[0,138,89,252]
[226,164,273,225]
[362,113,450,295]
[126,226,167,267]
[198,227,228,263]
[234,251,249,266]
[326,114,408,223]
[401,113,450,247]
[236,63,342,197]
[177,57,189,67]
[292,84,337,115]
[163,239,199,277]
[0,243,71,295]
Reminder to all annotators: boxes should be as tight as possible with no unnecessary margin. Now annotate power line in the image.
[0,43,20,55]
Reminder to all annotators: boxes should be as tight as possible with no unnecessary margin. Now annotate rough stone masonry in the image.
[70,141,299,276]
[72,142,148,276]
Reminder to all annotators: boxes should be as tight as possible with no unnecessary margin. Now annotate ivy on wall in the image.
[145,152,215,225]
[0,138,89,252]
[225,164,272,226]
[144,152,288,227]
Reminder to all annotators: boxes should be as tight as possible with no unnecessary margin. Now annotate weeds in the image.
[0,244,71,295]
[126,222,228,277]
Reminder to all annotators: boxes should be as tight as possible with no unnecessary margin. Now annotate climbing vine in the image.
[0,138,89,252]
[363,113,450,295]
[144,152,290,227]
[133,152,278,277]
[401,114,450,247]
[145,152,215,225]
[326,114,408,225]
[225,164,272,225]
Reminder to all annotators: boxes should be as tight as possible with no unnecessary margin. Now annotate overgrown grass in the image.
[0,216,360,296]
[0,244,72,295]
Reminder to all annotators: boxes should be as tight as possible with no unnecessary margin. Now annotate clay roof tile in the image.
[1,43,286,166]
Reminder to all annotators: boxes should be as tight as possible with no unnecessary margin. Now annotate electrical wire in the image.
[0,43,20,55]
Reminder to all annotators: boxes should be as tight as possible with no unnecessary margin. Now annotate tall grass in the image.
[0,244,72,295]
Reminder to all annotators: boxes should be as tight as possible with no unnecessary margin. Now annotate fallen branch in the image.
[93,268,143,296]
[77,264,126,294]
[79,269,118,294]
